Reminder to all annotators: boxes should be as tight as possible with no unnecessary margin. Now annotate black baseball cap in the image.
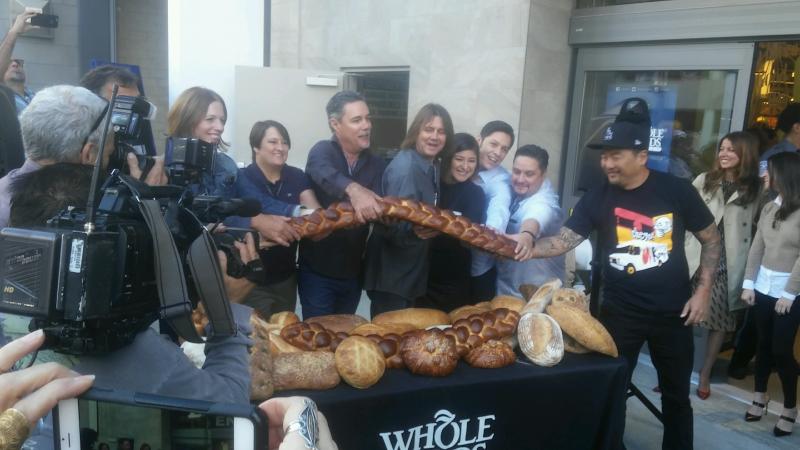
[588,97,651,151]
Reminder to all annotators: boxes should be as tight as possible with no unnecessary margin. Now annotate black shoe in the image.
[745,401,767,422]
[773,414,796,437]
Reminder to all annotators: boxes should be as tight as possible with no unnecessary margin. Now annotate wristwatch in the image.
[284,399,319,449]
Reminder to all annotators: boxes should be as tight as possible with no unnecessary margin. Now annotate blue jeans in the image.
[298,265,361,319]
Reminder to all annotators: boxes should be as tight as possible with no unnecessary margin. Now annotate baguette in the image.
[546,303,618,357]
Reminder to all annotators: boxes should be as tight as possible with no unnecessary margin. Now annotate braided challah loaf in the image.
[290,197,518,258]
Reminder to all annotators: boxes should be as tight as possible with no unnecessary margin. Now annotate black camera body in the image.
[165,137,216,187]
[108,95,158,174]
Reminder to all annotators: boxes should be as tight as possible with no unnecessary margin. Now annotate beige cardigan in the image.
[685,172,758,311]
[744,201,800,297]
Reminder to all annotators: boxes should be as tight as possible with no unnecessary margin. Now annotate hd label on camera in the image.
[69,239,85,273]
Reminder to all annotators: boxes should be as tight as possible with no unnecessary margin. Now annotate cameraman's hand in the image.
[218,233,258,303]
[11,10,38,35]
[251,214,300,247]
[0,330,94,433]
[127,154,168,186]
[259,396,337,450]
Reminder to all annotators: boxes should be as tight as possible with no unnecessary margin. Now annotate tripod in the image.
[587,236,664,424]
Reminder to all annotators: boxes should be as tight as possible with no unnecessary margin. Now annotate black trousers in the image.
[752,290,800,408]
[728,306,758,372]
[470,266,497,302]
[600,302,694,450]
[367,290,413,318]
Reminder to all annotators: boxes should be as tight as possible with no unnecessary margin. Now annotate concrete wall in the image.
[0,0,81,90]
[116,0,169,150]
[519,0,573,187]
[271,0,533,162]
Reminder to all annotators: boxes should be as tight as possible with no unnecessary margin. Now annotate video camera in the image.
[0,87,241,355]
[108,95,158,174]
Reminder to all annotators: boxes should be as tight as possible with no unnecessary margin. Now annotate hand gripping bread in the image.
[464,340,516,368]
[489,295,526,313]
[517,312,564,367]
[545,303,618,357]
[272,351,340,391]
[334,336,386,389]
[350,322,416,337]
[520,278,563,315]
[400,329,459,377]
[249,315,274,400]
[372,308,451,329]
[305,314,368,334]
[551,288,590,313]
[279,322,349,351]
[290,197,518,258]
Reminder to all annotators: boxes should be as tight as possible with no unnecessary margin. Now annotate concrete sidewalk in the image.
[625,357,800,449]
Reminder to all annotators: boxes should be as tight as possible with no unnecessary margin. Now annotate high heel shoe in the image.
[773,414,796,437]
[745,400,767,422]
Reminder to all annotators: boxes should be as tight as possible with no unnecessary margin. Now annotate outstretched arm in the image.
[0,12,36,78]
[531,226,586,258]
[682,222,721,325]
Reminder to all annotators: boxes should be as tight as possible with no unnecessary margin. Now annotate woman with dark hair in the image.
[364,103,454,316]
[232,120,320,318]
[166,86,239,198]
[741,151,800,436]
[684,131,761,400]
[416,133,486,311]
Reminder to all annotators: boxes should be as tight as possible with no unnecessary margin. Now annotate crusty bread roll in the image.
[475,301,493,311]
[273,351,340,391]
[546,303,618,357]
[517,312,564,367]
[521,278,563,315]
[400,329,459,377]
[464,340,516,368]
[305,314,368,334]
[490,295,526,313]
[519,284,539,301]
[448,305,489,323]
[269,311,300,328]
[551,288,590,313]
[334,336,386,389]
[373,308,451,329]
[563,334,590,354]
[249,315,274,400]
[350,322,416,337]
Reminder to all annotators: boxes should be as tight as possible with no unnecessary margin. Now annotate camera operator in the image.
[80,64,167,186]
[6,162,257,404]
[0,85,113,229]
[0,11,38,113]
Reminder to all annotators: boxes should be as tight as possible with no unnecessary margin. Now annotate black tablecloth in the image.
[280,353,628,450]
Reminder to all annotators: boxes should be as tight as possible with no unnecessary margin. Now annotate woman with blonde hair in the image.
[166,86,238,197]
[685,131,761,400]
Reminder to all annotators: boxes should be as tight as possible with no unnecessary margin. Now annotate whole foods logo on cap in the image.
[379,409,496,450]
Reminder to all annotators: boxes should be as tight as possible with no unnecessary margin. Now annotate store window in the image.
[746,41,800,146]
[575,0,667,8]
[573,70,737,195]
[345,71,410,158]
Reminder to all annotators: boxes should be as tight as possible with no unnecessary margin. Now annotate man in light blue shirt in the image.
[758,103,799,177]
[471,120,515,300]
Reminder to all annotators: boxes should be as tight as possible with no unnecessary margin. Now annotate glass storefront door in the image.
[562,43,754,209]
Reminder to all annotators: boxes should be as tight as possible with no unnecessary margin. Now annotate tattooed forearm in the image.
[531,226,586,258]
[693,223,722,292]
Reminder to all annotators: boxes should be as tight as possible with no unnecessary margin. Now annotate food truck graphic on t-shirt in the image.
[609,208,673,275]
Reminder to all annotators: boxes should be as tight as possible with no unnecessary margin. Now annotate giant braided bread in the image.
[289,196,518,258]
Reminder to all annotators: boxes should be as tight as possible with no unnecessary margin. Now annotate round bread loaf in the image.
[465,340,516,368]
[335,336,386,389]
[551,288,590,313]
[400,329,459,377]
[269,311,300,328]
[545,303,618,357]
[350,322,416,336]
[305,314,368,334]
[490,295,526,313]
[373,308,451,329]
[448,305,489,323]
[517,312,564,367]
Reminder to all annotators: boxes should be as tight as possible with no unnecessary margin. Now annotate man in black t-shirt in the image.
[531,98,720,450]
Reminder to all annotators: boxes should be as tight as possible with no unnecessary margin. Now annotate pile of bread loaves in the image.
[245,278,618,401]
